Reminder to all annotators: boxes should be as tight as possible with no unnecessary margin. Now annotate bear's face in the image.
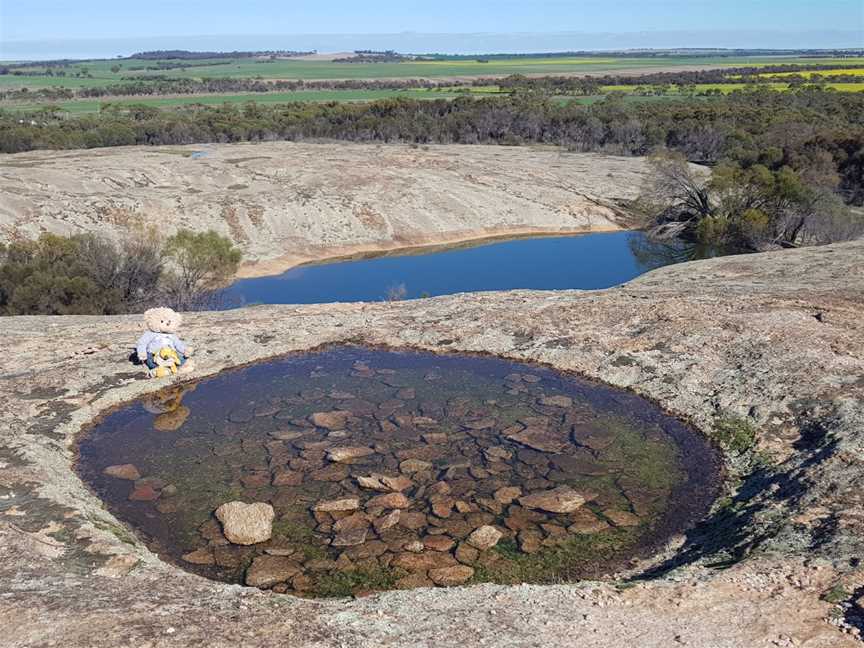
[144,307,183,334]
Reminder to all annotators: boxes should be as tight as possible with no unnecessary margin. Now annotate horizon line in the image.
[5,28,863,43]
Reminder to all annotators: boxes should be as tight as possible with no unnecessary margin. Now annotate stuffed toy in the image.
[150,347,182,378]
[136,307,195,378]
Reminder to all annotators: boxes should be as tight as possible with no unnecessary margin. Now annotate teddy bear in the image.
[136,307,195,378]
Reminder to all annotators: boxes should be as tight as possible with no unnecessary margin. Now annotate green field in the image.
[4,79,862,115]
[3,88,469,113]
[756,67,864,79]
[603,82,864,94]
[3,54,862,116]
[3,55,863,90]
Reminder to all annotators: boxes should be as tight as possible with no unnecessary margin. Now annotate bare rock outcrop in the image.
[0,240,862,646]
[0,143,667,278]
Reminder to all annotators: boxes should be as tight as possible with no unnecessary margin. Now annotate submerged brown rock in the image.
[326,446,375,462]
[466,526,503,551]
[519,486,587,514]
[429,565,475,586]
[102,464,141,481]
[312,498,360,512]
[245,556,301,588]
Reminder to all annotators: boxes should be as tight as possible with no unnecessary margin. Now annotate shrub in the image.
[0,230,241,315]
[385,282,407,302]
[0,234,120,315]
[161,229,242,311]
[737,208,771,241]
[696,215,730,244]
[642,153,864,249]
[712,416,758,454]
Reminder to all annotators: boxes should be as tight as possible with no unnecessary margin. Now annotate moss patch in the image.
[313,565,404,598]
[712,415,758,454]
[474,529,637,585]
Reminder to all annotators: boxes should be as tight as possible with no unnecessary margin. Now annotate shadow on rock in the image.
[638,417,840,579]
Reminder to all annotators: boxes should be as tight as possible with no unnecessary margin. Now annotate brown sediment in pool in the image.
[75,346,721,597]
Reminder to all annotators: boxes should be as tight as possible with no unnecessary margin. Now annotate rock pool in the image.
[76,347,720,597]
[225,232,724,305]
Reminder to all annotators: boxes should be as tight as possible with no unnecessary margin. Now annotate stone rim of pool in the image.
[74,344,723,597]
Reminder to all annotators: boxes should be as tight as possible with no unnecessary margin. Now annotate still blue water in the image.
[226,231,700,306]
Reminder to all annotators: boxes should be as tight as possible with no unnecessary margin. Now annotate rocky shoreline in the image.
[1,240,863,646]
[0,143,659,278]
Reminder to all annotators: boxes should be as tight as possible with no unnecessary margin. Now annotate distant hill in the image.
[128,49,316,60]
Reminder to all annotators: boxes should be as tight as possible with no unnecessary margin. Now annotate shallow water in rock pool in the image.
[77,347,719,597]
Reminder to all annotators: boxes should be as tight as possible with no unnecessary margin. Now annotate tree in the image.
[639,151,713,237]
[642,153,864,249]
[162,230,242,310]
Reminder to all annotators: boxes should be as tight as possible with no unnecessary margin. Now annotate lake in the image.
[226,231,710,306]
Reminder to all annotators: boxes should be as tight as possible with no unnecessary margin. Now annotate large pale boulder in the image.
[215,501,275,545]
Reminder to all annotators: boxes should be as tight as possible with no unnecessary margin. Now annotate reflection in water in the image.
[628,235,735,271]
[141,383,197,432]
[78,347,720,597]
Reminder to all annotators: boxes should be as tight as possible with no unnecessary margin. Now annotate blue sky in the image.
[1,1,861,58]
[2,0,862,40]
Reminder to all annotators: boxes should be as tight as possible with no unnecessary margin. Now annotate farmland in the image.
[756,67,864,78]
[2,81,861,115]
[603,82,864,94]
[1,51,862,118]
[3,54,863,90]
[4,89,467,113]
